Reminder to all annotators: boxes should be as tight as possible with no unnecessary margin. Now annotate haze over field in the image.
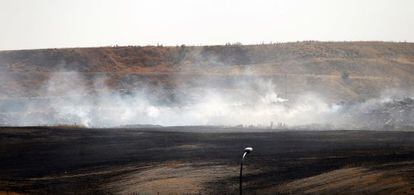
[0,42,413,129]
[0,0,413,129]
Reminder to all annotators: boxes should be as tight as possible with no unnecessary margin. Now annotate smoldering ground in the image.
[0,70,413,129]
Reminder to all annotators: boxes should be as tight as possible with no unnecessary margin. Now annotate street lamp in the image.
[240,147,253,195]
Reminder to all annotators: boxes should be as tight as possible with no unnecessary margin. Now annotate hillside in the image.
[0,41,414,101]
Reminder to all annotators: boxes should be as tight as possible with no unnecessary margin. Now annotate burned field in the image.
[1,127,414,194]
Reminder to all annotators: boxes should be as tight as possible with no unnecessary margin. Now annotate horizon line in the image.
[1,40,413,52]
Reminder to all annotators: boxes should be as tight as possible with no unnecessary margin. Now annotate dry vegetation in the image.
[0,42,413,101]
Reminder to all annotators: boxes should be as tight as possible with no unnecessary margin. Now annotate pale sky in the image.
[0,0,413,50]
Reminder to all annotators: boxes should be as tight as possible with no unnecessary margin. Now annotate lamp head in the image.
[244,147,253,154]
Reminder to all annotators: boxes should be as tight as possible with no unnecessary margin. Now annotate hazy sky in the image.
[0,0,413,50]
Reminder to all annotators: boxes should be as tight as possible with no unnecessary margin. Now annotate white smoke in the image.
[0,70,413,130]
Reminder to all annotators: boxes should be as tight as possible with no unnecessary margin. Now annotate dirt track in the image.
[0,127,414,194]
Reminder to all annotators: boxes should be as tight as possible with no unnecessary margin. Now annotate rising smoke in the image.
[0,69,413,130]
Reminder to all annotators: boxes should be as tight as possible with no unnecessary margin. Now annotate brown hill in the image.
[0,41,413,101]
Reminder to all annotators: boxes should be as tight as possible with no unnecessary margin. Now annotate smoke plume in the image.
[0,69,412,130]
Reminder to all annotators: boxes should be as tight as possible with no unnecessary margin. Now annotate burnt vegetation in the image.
[0,127,414,194]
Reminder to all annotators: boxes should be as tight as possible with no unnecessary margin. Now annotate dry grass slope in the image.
[0,42,413,101]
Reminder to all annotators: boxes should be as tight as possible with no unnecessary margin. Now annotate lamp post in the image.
[240,147,253,195]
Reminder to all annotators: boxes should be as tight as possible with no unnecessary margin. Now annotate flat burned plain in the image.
[1,127,414,194]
